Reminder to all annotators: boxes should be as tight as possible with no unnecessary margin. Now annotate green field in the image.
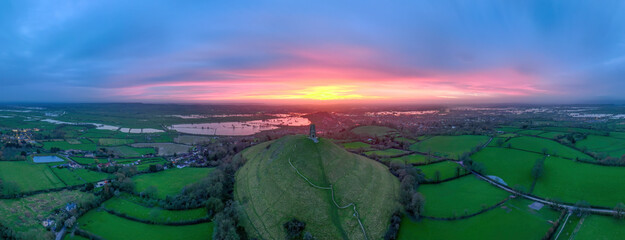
[576,135,625,158]
[410,135,490,158]
[102,196,207,223]
[235,135,400,239]
[133,167,214,199]
[418,175,509,218]
[341,141,373,150]
[395,137,416,144]
[507,136,592,160]
[109,146,156,157]
[388,154,429,165]
[70,157,102,165]
[415,161,465,182]
[471,148,542,191]
[77,210,213,240]
[0,161,65,193]
[576,215,625,240]
[351,125,398,137]
[42,141,98,151]
[517,129,544,136]
[363,148,409,157]
[398,198,559,240]
[97,138,135,146]
[474,148,625,207]
[537,131,565,139]
[51,168,111,186]
[0,190,95,236]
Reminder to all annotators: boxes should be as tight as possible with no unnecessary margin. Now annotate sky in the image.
[1,0,625,104]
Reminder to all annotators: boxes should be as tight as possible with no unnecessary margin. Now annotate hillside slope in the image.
[235,135,400,240]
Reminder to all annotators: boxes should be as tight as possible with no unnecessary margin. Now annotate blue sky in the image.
[1,0,625,103]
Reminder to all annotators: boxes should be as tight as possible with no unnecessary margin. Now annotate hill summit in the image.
[235,135,400,240]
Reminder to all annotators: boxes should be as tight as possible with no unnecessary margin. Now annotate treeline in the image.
[383,163,427,240]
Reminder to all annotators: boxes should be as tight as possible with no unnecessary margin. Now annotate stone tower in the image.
[309,124,318,143]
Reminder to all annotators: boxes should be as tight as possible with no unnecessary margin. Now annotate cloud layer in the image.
[1,0,625,103]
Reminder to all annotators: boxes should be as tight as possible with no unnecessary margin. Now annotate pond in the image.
[168,116,311,136]
[33,155,65,163]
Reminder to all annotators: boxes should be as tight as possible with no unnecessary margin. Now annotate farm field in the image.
[131,143,190,156]
[388,153,429,165]
[415,161,465,182]
[173,135,213,145]
[70,157,101,165]
[397,198,559,240]
[506,136,592,160]
[102,196,208,223]
[97,138,134,146]
[51,168,111,186]
[475,148,625,207]
[351,125,398,137]
[418,175,509,218]
[575,215,625,240]
[77,210,213,240]
[410,135,490,158]
[0,161,65,193]
[108,146,156,157]
[341,141,372,150]
[532,156,625,207]
[363,148,409,157]
[133,167,214,199]
[42,141,98,151]
[471,148,541,191]
[0,190,95,237]
[576,135,625,158]
[516,129,544,136]
[235,135,400,239]
[537,131,565,139]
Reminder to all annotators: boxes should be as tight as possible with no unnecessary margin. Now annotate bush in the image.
[283,218,306,240]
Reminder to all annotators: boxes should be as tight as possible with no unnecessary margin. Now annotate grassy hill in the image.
[235,135,399,240]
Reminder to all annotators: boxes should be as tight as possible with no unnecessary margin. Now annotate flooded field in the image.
[33,155,64,163]
[42,119,164,133]
[168,116,310,136]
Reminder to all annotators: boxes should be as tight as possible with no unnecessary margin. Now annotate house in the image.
[95,180,109,188]
[65,202,77,212]
[42,219,55,228]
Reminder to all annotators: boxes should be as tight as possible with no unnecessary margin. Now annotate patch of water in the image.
[33,155,65,163]
[168,116,310,136]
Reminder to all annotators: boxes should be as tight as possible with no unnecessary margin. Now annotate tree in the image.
[64,216,76,229]
[4,181,20,197]
[434,170,441,182]
[206,197,225,218]
[143,186,158,199]
[405,192,425,219]
[541,148,548,155]
[496,138,504,147]
[613,203,625,219]
[283,219,306,240]
[531,158,545,180]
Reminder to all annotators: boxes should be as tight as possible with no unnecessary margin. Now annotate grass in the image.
[363,148,409,157]
[134,158,169,172]
[97,138,135,146]
[397,198,559,240]
[235,135,400,240]
[471,148,541,191]
[388,154,429,165]
[0,190,95,236]
[133,168,214,199]
[77,210,213,240]
[506,136,592,160]
[51,168,111,186]
[0,161,65,193]
[395,137,416,144]
[474,148,625,207]
[409,135,490,158]
[517,129,544,136]
[418,175,509,218]
[537,131,565,139]
[70,157,102,165]
[102,196,208,223]
[351,125,397,137]
[42,141,98,151]
[108,146,156,157]
[532,156,625,207]
[131,143,190,156]
[341,141,373,150]
[576,135,625,158]
[415,161,466,182]
[576,215,625,240]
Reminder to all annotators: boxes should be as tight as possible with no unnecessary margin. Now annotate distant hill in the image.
[235,135,399,239]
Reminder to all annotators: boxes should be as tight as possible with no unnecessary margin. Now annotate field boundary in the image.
[420,197,510,221]
[102,208,211,226]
